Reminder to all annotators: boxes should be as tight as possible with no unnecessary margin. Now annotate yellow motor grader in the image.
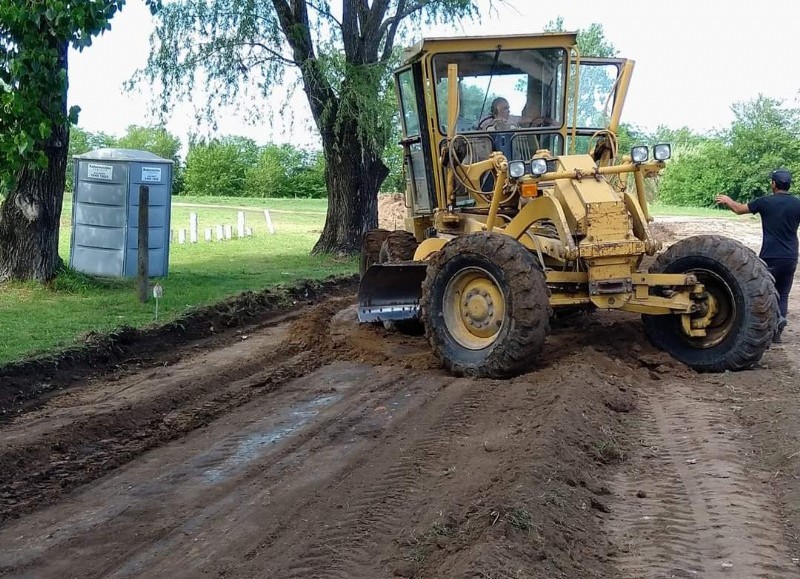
[358,32,778,378]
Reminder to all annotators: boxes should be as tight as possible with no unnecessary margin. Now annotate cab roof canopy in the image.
[402,32,579,65]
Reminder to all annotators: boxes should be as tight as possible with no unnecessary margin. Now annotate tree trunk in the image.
[0,42,69,283]
[311,123,389,255]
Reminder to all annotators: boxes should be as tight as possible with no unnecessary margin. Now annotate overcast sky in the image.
[68,0,800,149]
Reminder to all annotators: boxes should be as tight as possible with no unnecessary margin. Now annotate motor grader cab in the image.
[358,32,778,378]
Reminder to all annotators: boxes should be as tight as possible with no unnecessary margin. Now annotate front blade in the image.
[357,263,428,323]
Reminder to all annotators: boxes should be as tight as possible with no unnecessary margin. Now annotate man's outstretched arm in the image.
[715,194,751,215]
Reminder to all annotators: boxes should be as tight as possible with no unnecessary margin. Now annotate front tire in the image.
[642,235,778,372]
[421,233,550,378]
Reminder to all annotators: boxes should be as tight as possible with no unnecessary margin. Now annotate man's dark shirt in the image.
[747,192,800,260]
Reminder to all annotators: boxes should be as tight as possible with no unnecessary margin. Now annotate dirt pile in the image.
[378,192,407,230]
[388,351,640,578]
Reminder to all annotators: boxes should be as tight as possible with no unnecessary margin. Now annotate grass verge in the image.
[1,194,354,365]
[649,202,737,218]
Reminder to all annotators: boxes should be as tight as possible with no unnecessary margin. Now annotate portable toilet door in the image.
[70,148,174,278]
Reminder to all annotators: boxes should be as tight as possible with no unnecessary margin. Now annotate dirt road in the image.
[1,216,800,578]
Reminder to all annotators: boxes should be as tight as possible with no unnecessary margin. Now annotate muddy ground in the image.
[1,212,800,578]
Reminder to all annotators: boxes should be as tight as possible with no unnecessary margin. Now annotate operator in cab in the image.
[477,97,554,131]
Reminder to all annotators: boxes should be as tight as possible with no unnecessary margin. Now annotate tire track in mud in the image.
[0,340,316,523]
[607,382,798,578]
[99,367,433,579]
[0,364,436,578]
[271,378,493,579]
[0,297,373,525]
[0,277,360,420]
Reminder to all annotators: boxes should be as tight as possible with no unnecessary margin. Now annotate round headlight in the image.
[508,161,526,179]
[653,143,671,161]
[530,158,548,176]
[631,146,649,163]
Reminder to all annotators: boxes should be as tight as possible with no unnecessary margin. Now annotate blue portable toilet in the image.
[70,148,173,278]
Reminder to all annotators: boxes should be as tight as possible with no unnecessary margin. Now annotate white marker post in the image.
[153,283,163,321]
[190,213,198,243]
[237,211,246,238]
[264,209,275,234]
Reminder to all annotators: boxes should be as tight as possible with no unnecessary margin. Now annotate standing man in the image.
[715,169,800,342]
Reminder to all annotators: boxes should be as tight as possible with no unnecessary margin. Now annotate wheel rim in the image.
[442,266,506,350]
[682,268,737,348]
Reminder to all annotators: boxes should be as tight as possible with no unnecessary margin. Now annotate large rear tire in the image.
[421,233,550,378]
[359,229,390,279]
[642,235,778,372]
[379,230,418,263]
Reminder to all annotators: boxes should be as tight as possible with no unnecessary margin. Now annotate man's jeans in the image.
[763,257,797,319]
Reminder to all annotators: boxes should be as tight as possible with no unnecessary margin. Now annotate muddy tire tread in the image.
[359,229,390,279]
[379,231,418,263]
[421,233,550,378]
[643,234,778,372]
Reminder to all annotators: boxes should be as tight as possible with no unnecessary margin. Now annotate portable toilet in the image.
[70,148,173,278]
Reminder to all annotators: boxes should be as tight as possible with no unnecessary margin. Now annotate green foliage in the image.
[115,124,184,193]
[183,136,258,197]
[183,136,325,198]
[657,140,730,206]
[658,96,800,206]
[545,17,617,58]
[0,0,161,190]
[138,0,478,150]
[381,140,405,193]
[545,18,619,128]
[289,152,327,198]
[246,144,327,198]
[115,124,181,162]
[66,126,109,191]
[246,144,302,198]
[136,0,484,250]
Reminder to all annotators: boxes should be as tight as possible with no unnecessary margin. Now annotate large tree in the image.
[141,0,487,254]
[0,1,157,282]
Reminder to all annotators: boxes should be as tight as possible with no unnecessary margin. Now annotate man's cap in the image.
[770,168,792,184]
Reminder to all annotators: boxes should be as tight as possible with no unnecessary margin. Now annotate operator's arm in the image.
[715,194,751,215]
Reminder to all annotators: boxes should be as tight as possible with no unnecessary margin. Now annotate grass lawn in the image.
[649,202,737,218]
[0,194,354,365]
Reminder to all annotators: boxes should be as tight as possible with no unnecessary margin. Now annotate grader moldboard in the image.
[358,32,778,378]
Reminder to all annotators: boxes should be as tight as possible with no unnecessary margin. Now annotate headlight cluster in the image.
[631,144,672,163]
[509,161,526,178]
[507,158,550,179]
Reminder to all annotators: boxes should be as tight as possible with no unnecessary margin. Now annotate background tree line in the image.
[589,95,800,208]
[66,89,800,207]
[654,96,800,206]
[67,125,394,199]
